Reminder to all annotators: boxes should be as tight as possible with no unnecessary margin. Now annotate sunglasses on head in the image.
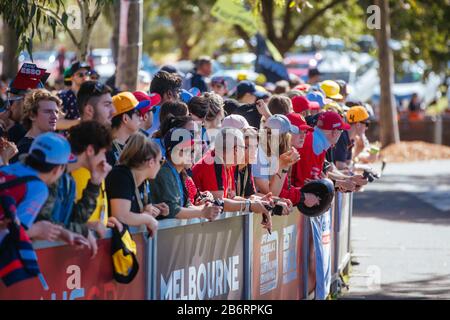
[75,71,90,78]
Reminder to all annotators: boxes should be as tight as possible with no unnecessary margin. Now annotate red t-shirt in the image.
[291,131,326,188]
[192,149,236,198]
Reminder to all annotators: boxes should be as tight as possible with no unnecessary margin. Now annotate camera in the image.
[264,204,284,216]
[363,170,379,183]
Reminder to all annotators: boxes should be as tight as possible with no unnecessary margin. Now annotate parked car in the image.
[317,51,379,102]
[283,53,319,80]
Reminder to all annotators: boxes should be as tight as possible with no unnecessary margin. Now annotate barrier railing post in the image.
[150,233,158,300]
[243,213,253,299]
[145,235,152,300]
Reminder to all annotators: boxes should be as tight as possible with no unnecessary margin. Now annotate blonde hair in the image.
[119,133,160,169]
[260,128,291,158]
[22,89,62,130]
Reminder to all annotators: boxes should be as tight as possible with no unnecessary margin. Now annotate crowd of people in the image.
[0,56,380,278]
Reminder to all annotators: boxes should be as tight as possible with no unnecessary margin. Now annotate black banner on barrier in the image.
[156,217,245,300]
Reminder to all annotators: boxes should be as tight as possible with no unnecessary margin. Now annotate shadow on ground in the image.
[340,273,450,300]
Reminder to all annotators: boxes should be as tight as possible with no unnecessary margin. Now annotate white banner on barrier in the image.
[311,209,332,300]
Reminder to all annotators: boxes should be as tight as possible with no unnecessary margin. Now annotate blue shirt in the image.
[0,163,48,244]
[146,105,161,137]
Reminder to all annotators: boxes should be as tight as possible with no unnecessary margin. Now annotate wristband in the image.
[244,200,251,212]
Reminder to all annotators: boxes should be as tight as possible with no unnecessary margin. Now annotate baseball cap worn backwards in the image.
[132,91,162,116]
[316,111,351,131]
[29,132,76,165]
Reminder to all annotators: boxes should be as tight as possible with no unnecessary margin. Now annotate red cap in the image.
[309,101,320,111]
[286,112,313,132]
[294,83,310,92]
[132,91,161,116]
[316,111,351,130]
[291,96,312,113]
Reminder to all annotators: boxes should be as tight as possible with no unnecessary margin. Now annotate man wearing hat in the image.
[332,106,370,171]
[291,95,320,118]
[106,92,150,166]
[0,133,74,245]
[233,80,270,129]
[132,91,161,137]
[57,61,91,120]
[291,111,350,188]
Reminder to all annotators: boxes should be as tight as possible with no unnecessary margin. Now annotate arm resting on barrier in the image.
[110,198,158,231]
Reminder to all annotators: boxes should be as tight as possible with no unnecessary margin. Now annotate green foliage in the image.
[0,0,111,59]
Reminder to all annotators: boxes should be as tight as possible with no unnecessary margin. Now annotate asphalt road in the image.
[341,160,450,299]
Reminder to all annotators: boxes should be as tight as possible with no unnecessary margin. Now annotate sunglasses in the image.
[75,71,90,78]
[159,157,166,165]
[92,82,105,94]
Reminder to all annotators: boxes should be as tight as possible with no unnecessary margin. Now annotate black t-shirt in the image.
[10,136,34,163]
[7,122,26,144]
[190,73,208,93]
[232,104,262,129]
[330,130,353,164]
[234,165,256,198]
[105,165,150,215]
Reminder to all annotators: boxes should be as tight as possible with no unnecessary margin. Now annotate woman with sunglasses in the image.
[151,128,273,231]
[105,133,167,237]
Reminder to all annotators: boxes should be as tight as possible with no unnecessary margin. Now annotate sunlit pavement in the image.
[340,160,450,299]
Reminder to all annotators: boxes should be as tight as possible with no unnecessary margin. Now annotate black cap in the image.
[68,61,91,77]
[297,179,335,217]
[308,68,321,78]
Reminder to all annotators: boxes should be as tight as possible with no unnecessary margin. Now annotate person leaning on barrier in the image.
[150,128,222,221]
[105,133,164,237]
[0,133,86,247]
[252,115,302,198]
[35,121,119,258]
[221,115,292,215]
[152,127,273,231]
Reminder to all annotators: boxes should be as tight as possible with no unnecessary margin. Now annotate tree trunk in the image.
[170,10,192,60]
[111,0,121,65]
[375,0,400,147]
[116,0,143,91]
[2,19,19,79]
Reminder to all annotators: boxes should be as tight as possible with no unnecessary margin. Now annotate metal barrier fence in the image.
[0,193,353,300]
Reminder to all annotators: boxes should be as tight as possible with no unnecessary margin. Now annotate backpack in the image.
[0,175,49,290]
[111,225,139,284]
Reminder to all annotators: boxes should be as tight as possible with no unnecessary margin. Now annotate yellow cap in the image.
[112,92,139,116]
[346,106,370,123]
[323,101,344,115]
[320,80,343,100]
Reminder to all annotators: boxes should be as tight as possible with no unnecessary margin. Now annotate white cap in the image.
[222,114,255,130]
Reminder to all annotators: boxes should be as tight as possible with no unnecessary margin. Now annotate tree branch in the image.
[261,0,276,42]
[286,0,346,50]
[281,0,292,40]
[34,3,80,47]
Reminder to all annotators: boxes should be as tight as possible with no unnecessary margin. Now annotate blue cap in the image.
[29,133,76,165]
[265,114,299,134]
[306,91,326,108]
[179,87,201,104]
[236,80,265,99]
